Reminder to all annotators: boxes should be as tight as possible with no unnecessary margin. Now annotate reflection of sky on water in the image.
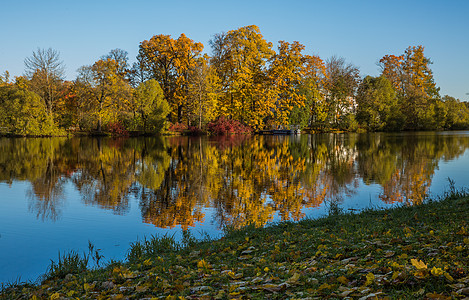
[0,180,223,284]
[1,133,469,284]
[429,150,469,195]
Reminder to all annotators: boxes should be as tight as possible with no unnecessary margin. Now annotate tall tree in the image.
[24,48,65,117]
[379,45,442,130]
[0,80,53,135]
[101,48,129,78]
[267,41,307,126]
[267,41,327,127]
[132,79,170,132]
[210,25,274,128]
[324,56,360,126]
[137,33,203,123]
[442,95,469,129]
[187,55,220,129]
[356,76,402,131]
[75,58,131,132]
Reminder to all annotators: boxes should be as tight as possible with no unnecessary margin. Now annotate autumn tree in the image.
[132,79,170,132]
[267,41,327,127]
[101,48,129,78]
[128,55,148,88]
[379,45,443,130]
[75,58,131,132]
[187,55,220,129]
[0,79,55,135]
[0,71,10,85]
[356,76,403,131]
[24,48,65,118]
[442,95,469,129]
[267,41,307,126]
[137,33,203,123]
[210,25,274,128]
[53,80,80,129]
[324,56,360,128]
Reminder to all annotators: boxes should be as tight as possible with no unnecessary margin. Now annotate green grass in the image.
[1,194,469,299]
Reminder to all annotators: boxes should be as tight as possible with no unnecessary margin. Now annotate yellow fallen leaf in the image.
[123,272,137,279]
[337,275,349,284]
[414,269,429,279]
[444,272,454,282]
[431,267,444,276]
[197,259,211,269]
[286,272,300,284]
[365,272,375,286]
[426,292,451,299]
[411,258,427,270]
[398,253,408,259]
[84,282,91,291]
[50,293,60,300]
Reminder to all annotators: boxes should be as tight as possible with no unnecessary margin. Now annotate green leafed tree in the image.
[442,95,469,129]
[379,45,443,130]
[356,76,403,131]
[133,79,170,133]
[0,80,55,135]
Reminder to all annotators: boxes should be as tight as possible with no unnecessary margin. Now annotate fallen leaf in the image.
[384,251,395,257]
[286,273,300,284]
[337,275,349,285]
[411,258,427,270]
[365,273,375,286]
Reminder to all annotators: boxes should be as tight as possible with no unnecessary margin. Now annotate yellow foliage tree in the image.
[138,33,203,124]
[76,58,132,132]
[211,25,274,129]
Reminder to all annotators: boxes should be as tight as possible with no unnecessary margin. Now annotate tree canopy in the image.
[1,27,468,136]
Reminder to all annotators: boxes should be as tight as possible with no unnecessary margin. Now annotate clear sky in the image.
[1,0,468,100]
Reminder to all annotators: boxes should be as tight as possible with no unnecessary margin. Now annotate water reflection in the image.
[1,132,468,230]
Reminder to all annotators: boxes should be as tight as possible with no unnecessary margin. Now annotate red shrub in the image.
[206,116,253,135]
[106,122,128,136]
[168,122,188,133]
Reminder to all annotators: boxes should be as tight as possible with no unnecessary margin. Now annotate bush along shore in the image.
[2,193,469,299]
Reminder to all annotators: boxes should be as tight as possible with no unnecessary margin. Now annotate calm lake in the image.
[1,132,469,284]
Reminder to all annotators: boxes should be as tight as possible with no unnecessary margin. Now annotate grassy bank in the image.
[2,194,469,299]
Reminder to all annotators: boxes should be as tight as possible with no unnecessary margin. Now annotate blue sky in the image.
[1,0,468,100]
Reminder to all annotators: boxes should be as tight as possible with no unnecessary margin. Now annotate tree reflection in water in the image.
[1,132,468,229]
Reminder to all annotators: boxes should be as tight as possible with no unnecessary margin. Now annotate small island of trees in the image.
[1,25,469,136]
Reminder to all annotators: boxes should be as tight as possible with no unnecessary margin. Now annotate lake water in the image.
[1,132,469,284]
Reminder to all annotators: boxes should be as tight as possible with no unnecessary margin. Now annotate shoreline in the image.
[2,192,469,299]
